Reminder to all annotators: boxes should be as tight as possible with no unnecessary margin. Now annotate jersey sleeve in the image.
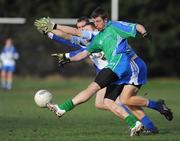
[50,33,83,49]
[111,21,137,38]
[70,36,88,46]
[86,37,102,53]
[66,48,87,58]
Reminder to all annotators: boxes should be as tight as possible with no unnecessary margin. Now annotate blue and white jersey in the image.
[0,46,19,66]
[48,32,108,72]
[71,30,108,71]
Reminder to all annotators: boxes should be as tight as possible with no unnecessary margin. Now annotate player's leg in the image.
[6,66,15,90]
[120,85,173,121]
[94,86,130,111]
[120,85,158,133]
[103,84,143,136]
[6,71,13,90]
[47,68,143,136]
[95,87,108,110]
[119,56,173,121]
[1,69,6,89]
[47,68,119,117]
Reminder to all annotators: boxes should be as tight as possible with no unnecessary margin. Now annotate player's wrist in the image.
[53,23,57,29]
[142,32,152,40]
[64,53,70,58]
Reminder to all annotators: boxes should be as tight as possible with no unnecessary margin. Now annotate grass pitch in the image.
[0,77,179,141]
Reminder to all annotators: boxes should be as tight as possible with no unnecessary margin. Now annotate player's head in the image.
[5,38,13,47]
[76,16,89,30]
[91,7,109,31]
[82,22,96,31]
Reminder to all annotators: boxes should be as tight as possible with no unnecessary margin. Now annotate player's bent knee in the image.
[120,98,129,106]
[95,102,105,110]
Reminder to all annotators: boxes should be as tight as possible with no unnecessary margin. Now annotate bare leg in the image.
[95,88,109,110]
[1,70,6,89]
[72,82,101,105]
[104,98,129,119]
[6,71,13,90]
[120,85,148,107]
[120,85,146,119]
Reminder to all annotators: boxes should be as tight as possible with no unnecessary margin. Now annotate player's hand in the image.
[34,17,56,34]
[34,18,49,34]
[36,28,47,35]
[39,17,56,32]
[142,32,152,40]
[51,53,70,67]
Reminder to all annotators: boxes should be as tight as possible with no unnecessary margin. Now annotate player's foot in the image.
[130,121,143,136]
[141,127,159,135]
[47,103,66,117]
[157,99,173,121]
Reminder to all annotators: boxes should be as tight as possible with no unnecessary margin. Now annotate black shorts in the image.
[104,84,141,101]
[104,84,124,101]
[94,68,119,89]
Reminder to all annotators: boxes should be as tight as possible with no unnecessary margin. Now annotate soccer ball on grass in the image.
[34,90,53,108]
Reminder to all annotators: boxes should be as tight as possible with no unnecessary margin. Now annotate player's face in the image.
[5,39,13,47]
[76,21,87,29]
[92,16,106,31]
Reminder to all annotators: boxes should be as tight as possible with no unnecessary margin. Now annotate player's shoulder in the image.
[109,20,134,27]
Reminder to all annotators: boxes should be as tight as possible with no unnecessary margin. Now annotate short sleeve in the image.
[111,21,137,38]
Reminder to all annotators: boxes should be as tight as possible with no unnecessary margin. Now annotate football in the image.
[34,90,53,108]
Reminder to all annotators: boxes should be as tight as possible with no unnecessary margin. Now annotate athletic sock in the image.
[147,99,160,111]
[58,99,75,112]
[125,114,137,128]
[141,115,156,131]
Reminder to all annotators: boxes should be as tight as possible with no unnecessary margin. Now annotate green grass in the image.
[0,77,180,141]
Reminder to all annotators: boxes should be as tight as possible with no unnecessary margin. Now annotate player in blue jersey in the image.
[0,38,19,90]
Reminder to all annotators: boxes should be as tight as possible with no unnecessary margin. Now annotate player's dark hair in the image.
[85,22,95,27]
[77,16,89,24]
[84,22,96,30]
[91,7,109,20]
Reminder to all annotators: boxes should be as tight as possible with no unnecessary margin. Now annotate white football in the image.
[34,90,53,108]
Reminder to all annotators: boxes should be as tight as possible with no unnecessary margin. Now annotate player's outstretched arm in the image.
[52,29,71,40]
[35,17,83,37]
[56,25,82,37]
[51,49,89,67]
[70,50,90,62]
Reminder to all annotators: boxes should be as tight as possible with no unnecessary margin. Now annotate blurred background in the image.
[0,0,179,78]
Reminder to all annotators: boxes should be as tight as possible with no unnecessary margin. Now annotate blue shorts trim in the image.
[1,66,15,72]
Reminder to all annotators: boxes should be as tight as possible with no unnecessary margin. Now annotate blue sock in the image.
[147,99,160,111]
[141,115,156,131]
